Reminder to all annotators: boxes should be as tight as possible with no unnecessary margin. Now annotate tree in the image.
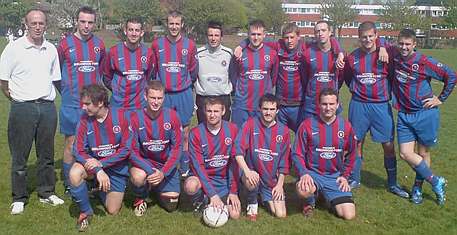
[320,0,357,38]
[182,0,248,43]
[111,0,163,26]
[443,0,457,28]
[249,0,287,35]
[0,1,29,34]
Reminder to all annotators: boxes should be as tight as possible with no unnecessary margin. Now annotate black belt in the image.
[23,98,54,103]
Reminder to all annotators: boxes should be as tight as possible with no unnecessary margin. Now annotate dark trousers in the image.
[8,101,57,202]
[195,94,231,124]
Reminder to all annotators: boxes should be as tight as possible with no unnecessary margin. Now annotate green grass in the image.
[0,37,457,234]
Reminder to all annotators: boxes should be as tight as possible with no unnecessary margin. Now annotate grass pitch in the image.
[0,37,456,234]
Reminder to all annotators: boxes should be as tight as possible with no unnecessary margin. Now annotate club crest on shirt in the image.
[224,137,232,145]
[264,55,270,61]
[337,131,344,138]
[221,60,227,67]
[412,63,419,71]
[141,56,147,63]
[113,125,121,133]
[437,63,443,67]
[94,47,100,53]
[163,122,171,130]
[276,135,283,143]
[182,49,188,55]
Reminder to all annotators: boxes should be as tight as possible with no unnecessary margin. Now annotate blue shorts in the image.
[278,105,302,132]
[397,108,440,147]
[59,106,83,136]
[348,99,394,143]
[164,88,194,126]
[90,166,128,193]
[231,107,259,128]
[308,171,352,202]
[151,168,181,193]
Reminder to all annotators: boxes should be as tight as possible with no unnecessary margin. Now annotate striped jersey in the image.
[58,34,105,108]
[73,108,131,175]
[151,36,198,92]
[103,42,155,110]
[235,117,291,188]
[129,107,182,177]
[292,115,356,178]
[188,121,240,197]
[392,51,456,113]
[344,47,393,103]
[232,45,278,111]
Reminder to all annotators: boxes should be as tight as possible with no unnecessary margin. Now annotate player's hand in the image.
[244,170,260,188]
[272,184,285,201]
[336,52,345,69]
[209,195,224,209]
[147,170,164,186]
[96,170,110,192]
[299,174,314,193]
[378,47,389,63]
[422,95,442,109]
[227,194,241,212]
[234,46,242,59]
[84,158,102,171]
[336,176,350,192]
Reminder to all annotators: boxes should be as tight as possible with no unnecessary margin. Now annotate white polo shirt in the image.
[0,36,61,102]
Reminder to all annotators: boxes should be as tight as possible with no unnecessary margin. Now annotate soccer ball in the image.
[202,205,229,228]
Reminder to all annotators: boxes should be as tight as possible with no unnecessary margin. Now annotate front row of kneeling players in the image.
[70,81,355,231]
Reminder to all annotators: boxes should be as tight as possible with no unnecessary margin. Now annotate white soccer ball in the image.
[202,205,229,228]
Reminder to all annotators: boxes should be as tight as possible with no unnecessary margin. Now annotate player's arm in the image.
[343,55,354,88]
[188,130,218,198]
[98,43,107,82]
[50,48,62,94]
[73,117,102,172]
[146,48,156,81]
[341,125,357,178]
[272,173,285,201]
[189,42,198,84]
[271,52,279,88]
[161,112,183,177]
[234,121,260,186]
[128,113,156,175]
[0,44,12,100]
[422,57,457,108]
[329,37,345,69]
[99,112,131,168]
[101,48,114,91]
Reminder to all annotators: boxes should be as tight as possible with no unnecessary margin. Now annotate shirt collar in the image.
[21,36,48,50]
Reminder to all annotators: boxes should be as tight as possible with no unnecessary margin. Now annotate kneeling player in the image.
[70,84,131,231]
[235,94,291,220]
[129,80,182,215]
[184,97,241,221]
[293,88,356,220]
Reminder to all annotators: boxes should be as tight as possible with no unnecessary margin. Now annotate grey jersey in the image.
[195,44,234,96]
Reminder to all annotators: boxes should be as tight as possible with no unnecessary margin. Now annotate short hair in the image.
[315,20,332,31]
[145,80,165,93]
[207,20,223,37]
[398,28,416,42]
[319,88,339,103]
[204,97,225,110]
[358,21,377,35]
[76,6,97,21]
[167,10,183,22]
[281,23,299,36]
[25,8,47,24]
[80,84,109,106]
[249,19,266,30]
[125,17,144,30]
[259,93,279,109]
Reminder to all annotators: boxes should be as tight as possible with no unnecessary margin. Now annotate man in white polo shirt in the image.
[0,8,64,215]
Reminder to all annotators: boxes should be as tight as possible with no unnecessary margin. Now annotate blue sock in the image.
[247,186,259,205]
[71,182,93,215]
[414,160,438,186]
[191,189,206,205]
[350,155,363,183]
[180,151,190,175]
[384,157,397,187]
[414,173,424,188]
[62,162,73,188]
[305,195,316,206]
[132,184,148,199]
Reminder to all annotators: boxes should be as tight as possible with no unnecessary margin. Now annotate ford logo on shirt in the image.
[316,75,331,82]
[209,159,228,168]
[320,152,336,159]
[78,66,96,73]
[166,67,181,73]
[258,153,273,161]
[248,74,264,80]
[207,77,222,83]
[127,74,142,81]
[147,144,165,152]
[98,149,116,157]
[360,77,377,85]
[283,65,298,72]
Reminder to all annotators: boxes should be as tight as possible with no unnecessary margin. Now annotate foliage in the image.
[320,0,357,38]
[0,1,29,34]
[111,0,163,26]
[248,0,287,35]
[442,0,457,28]
[380,0,432,32]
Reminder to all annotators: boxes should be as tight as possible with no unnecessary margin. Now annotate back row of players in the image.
[55,6,455,231]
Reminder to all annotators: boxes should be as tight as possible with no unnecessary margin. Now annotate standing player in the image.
[70,84,131,231]
[392,29,456,205]
[151,10,197,177]
[129,80,182,215]
[58,6,105,194]
[103,17,154,111]
[235,94,290,220]
[194,21,236,123]
[343,21,408,198]
[231,20,279,128]
[293,88,356,220]
[184,97,241,220]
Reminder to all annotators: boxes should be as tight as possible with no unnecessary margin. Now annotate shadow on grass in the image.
[360,169,386,189]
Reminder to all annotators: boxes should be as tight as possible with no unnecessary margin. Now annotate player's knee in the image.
[382,142,395,156]
[158,193,179,212]
[69,164,85,186]
[338,208,356,220]
[106,205,121,215]
[130,170,146,186]
[184,177,200,195]
[274,209,287,218]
